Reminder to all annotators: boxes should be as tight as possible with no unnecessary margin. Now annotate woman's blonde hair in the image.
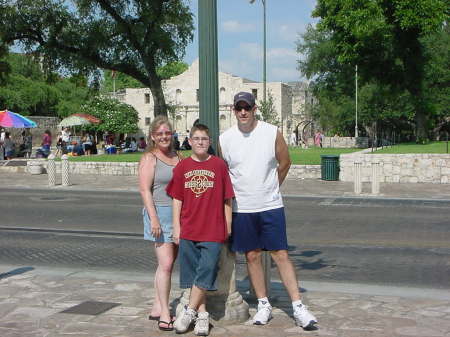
[146,115,174,153]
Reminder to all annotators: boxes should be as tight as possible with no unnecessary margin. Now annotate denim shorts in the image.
[230,207,289,253]
[143,206,173,243]
[179,239,223,291]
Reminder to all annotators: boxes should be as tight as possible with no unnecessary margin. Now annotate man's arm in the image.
[275,130,291,186]
[172,198,182,245]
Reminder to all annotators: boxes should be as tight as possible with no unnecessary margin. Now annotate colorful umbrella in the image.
[0,109,37,128]
[59,115,92,127]
[71,113,101,124]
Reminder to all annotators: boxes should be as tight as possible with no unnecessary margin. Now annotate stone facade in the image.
[339,152,450,184]
[115,60,312,140]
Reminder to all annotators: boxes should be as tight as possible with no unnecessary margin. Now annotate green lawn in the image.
[288,147,361,165]
[372,141,449,154]
[62,147,362,165]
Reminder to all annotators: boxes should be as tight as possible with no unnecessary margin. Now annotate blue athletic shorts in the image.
[179,239,222,291]
[230,207,289,253]
[143,206,173,243]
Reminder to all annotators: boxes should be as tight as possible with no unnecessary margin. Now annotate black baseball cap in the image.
[234,92,255,107]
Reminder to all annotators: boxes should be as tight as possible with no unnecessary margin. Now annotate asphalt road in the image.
[1,188,449,289]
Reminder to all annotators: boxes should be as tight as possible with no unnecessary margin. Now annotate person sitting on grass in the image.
[167,124,234,336]
[123,137,138,153]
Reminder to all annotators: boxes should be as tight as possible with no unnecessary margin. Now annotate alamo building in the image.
[115,59,315,140]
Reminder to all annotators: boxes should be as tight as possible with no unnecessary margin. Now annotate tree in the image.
[102,61,188,93]
[0,53,91,116]
[0,0,194,117]
[0,42,10,85]
[259,91,279,126]
[311,0,448,141]
[81,96,139,134]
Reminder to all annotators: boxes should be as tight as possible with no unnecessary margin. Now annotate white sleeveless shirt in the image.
[219,121,283,212]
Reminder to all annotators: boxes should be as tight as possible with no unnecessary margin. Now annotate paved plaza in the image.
[0,172,449,336]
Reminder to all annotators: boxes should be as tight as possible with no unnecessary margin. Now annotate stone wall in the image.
[307,136,368,148]
[339,152,450,184]
[27,160,139,176]
[287,165,321,180]
[25,152,450,184]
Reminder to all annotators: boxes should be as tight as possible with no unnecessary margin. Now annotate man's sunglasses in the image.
[234,104,253,111]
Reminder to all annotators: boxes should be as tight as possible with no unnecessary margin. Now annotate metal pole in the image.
[198,0,219,153]
[355,65,358,138]
[263,0,266,103]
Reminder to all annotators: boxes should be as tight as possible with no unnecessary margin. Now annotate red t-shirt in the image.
[166,155,235,243]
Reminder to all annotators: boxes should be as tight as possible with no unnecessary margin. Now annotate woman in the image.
[41,130,52,154]
[82,132,93,156]
[138,116,181,332]
[3,132,14,159]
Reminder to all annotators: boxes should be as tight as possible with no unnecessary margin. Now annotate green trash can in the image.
[320,155,340,181]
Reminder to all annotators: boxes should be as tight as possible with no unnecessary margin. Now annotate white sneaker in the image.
[293,303,317,329]
[174,305,196,334]
[253,304,272,325]
[194,311,210,336]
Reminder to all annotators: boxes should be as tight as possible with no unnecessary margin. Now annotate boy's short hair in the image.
[190,124,210,138]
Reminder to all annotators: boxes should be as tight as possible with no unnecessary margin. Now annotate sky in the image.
[184,0,318,83]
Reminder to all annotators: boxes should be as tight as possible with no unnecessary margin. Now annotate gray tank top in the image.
[152,158,176,206]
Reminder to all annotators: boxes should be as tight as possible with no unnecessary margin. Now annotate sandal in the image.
[158,319,174,331]
[148,315,160,321]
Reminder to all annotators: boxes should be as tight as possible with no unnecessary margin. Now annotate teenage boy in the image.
[167,124,234,336]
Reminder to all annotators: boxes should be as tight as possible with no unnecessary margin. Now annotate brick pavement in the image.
[1,265,450,337]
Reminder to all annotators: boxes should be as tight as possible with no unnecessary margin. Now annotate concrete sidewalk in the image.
[1,265,450,337]
[1,171,450,200]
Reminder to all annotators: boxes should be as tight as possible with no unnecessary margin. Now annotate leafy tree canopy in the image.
[80,96,139,134]
[259,91,279,126]
[0,0,194,117]
[0,53,91,116]
[299,0,449,141]
[102,61,188,93]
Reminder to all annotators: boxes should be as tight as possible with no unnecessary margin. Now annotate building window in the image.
[145,117,151,126]
[196,89,199,102]
[252,89,258,100]
[176,89,182,104]
[220,87,226,103]
[145,93,150,104]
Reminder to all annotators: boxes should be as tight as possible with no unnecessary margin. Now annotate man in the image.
[219,92,318,330]
[289,130,297,146]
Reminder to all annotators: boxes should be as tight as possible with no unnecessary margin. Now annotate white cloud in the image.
[267,47,297,60]
[277,23,307,42]
[222,20,256,33]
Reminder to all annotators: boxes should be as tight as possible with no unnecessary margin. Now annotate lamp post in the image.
[249,0,267,103]
[250,0,270,297]
[355,64,359,138]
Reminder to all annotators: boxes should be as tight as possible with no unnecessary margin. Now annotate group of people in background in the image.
[289,130,324,148]
[138,91,318,336]
[0,128,33,159]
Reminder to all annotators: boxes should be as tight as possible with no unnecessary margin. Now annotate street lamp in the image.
[249,0,266,103]
[355,64,359,138]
